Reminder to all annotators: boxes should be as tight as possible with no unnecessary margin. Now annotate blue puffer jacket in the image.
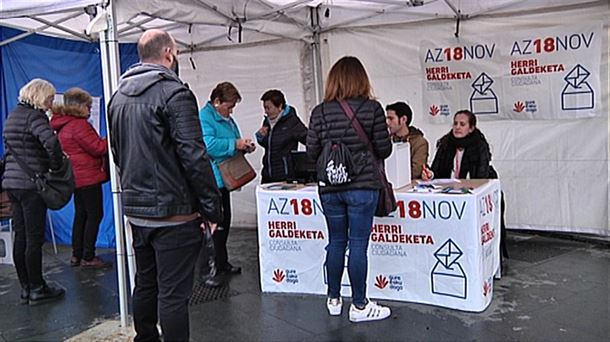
[198,101,242,189]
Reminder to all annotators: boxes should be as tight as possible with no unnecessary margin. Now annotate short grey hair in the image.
[18,78,56,110]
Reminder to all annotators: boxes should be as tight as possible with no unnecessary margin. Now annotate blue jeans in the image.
[320,189,379,307]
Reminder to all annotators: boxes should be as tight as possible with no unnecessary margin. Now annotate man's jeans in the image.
[131,219,202,342]
[320,189,379,307]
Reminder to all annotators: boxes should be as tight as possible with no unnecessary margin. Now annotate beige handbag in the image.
[218,152,256,191]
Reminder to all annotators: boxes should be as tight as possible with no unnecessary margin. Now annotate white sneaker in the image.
[349,301,391,323]
[326,297,343,316]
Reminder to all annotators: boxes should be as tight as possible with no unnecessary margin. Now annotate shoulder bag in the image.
[338,100,397,217]
[218,152,256,191]
[5,142,74,210]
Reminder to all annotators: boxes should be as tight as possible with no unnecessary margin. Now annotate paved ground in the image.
[0,228,608,341]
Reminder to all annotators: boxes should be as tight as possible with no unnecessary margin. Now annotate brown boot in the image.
[80,256,111,269]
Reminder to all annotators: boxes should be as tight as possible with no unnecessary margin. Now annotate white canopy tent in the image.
[2,0,609,327]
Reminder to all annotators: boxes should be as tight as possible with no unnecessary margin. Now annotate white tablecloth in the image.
[256,180,501,312]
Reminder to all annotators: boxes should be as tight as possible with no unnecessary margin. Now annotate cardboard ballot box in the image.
[0,222,14,265]
[385,142,411,189]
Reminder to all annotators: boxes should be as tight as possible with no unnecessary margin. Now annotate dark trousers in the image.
[131,219,202,342]
[72,184,103,261]
[213,188,232,270]
[500,191,509,258]
[8,190,47,288]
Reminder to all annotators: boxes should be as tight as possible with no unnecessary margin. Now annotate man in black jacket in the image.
[108,29,222,342]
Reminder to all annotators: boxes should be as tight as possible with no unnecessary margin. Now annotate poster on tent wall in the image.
[420,22,602,122]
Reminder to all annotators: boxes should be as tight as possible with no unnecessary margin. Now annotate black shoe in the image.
[29,283,65,305]
[20,287,29,305]
[219,264,242,275]
[203,277,222,288]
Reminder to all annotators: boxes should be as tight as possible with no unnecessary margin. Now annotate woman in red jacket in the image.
[51,88,109,268]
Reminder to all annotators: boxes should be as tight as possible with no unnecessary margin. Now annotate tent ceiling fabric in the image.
[0,0,601,47]
[0,0,101,19]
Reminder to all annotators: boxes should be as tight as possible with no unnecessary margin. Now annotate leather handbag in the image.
[339,100,397,217]
[218,152,256,191]
[5,142,75,210]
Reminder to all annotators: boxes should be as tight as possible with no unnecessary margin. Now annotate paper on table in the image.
[417,179,461,186]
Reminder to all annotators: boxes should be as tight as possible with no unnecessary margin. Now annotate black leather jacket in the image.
[108,63,223,223]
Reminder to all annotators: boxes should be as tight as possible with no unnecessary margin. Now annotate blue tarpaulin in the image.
[0,26,139,248]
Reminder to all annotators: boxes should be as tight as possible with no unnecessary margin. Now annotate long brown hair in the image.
[324,56,373,102]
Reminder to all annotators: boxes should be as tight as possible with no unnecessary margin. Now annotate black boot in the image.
[20,284,29,305]
[29,282,65,305]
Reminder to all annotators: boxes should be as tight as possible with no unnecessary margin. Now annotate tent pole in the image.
[99,0,130,328]
[311,6,324,105]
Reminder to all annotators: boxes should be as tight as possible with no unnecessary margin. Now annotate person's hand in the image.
[257,126,269,137]
[421,164,434,180]
[236,138,255,153]
[201,221,217,234]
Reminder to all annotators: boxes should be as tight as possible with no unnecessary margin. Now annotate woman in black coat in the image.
[256,89,307,183]
[428,110,491,179]
[426,109,508,261]
[2,78,65,305]
[307,56,392,323]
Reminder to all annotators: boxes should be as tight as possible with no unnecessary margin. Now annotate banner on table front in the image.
[421,22,602,122]
[256,181,501,312]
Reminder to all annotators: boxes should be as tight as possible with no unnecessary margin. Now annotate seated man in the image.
[385,102,429,179]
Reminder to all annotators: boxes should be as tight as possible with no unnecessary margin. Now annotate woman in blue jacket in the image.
[198,82,254,284]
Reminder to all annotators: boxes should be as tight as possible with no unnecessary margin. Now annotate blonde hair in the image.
[324,56,373,102]
[19,78,56,110]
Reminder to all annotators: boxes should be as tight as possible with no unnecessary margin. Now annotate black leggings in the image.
[213,188,232,270]
[72,184,103,261]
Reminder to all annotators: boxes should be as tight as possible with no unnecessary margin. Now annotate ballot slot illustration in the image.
[469,72,498,115]
[431,239,467,299]
[561,64,594,110]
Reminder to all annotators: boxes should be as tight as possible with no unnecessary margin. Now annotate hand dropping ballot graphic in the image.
[431,239,467,299]
[561,64,594,110]
[470,73,498,115]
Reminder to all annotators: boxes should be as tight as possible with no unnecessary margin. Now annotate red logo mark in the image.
[483,281,491,296]
[272,269,285,283]
[429,105,440,116]
[513,101,525,112]
[375,275,389,289]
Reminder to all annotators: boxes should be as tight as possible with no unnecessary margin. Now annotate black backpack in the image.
[317,140,354,186]
[316,102,364,187]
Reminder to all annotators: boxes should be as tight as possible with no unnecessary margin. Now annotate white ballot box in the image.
[385,142,411,188]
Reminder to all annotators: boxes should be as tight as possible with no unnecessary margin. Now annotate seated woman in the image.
[426,109,491,179]
[425,109,508,261]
